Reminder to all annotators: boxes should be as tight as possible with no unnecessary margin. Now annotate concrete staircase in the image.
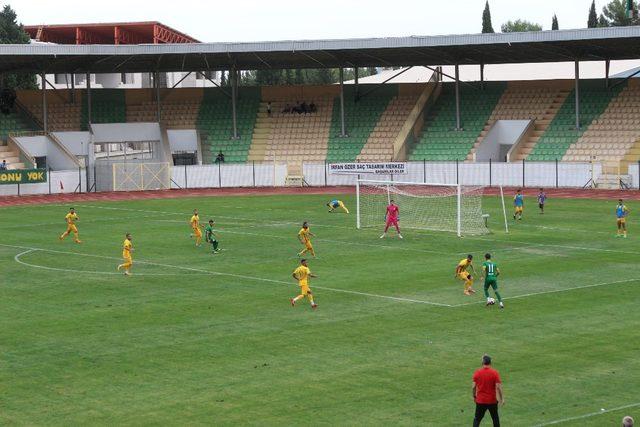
[247,103,272,162]
[0,144,26,169]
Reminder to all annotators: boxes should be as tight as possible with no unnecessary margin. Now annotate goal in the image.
[356,179,492,237]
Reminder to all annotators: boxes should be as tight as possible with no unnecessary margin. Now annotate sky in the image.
[8,0,612,43]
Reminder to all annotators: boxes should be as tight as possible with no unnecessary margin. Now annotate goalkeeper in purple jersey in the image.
[537,188,547,214]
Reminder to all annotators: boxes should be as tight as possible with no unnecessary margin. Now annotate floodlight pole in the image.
[231,66,239,139]
[86,73,92,126]
[605,59,610,88]
[454,64,461,131]
[154,71,161,122]
[354,66,359,101]
[41,72,47,132]
[339,67,347,137]
[480,63,485,90]
[574,60,580,130]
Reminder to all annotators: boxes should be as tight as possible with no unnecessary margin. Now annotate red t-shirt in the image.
[473,366,501,404]
[386,204,399,221]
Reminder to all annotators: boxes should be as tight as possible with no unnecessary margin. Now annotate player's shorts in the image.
[538,203,544,209]
[299,284,311,295]
[67,225,78,233]
[193,228,202,237]
[122,254,132,263]
[617,217,626,224]
[386,218,399,227]
[515,206,523,213]
[484,278,498,290]
[458,271,472,281]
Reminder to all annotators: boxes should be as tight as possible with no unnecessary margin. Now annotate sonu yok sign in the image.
[0,169,47,184]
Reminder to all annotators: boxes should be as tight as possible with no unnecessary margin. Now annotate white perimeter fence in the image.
[2,161,640,196]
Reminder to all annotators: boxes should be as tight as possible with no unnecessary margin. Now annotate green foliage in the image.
[588,0,599,27]
[551,14,559,30]
[598,13,609,26]
[0,5,36,89]
[601,0,639,26]
[482,1,494,33]
[501,19,543,32]
[240,68,377,86]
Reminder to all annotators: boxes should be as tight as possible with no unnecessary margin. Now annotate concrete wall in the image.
[52,132,91,156]
[91,123,162,144]
[167,130,198,152]
[475,120,531,162]
[14,135,79,170]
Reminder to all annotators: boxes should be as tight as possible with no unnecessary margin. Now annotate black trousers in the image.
[473,403,500,427]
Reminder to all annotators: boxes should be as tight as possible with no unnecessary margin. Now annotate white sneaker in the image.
[398,234,403,239]
[380,234,385,239]
[499,302,504,309]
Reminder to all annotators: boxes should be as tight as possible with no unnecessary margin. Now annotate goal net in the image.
[356,179,489,236]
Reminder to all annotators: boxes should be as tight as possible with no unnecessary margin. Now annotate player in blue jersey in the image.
[616,199,629,238]
[327,199,349,213]
[537,188,547,214]
[513,189,524,220]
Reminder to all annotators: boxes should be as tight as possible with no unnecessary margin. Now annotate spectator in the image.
[309,100,317,113]
[282,103,291,114]
[293,100,302,114]
[623,416,634,427]
[215,151,225,163]
[300,100,308,114]
[266,101,272,117]
[472,354,503,427]
[0,159,6,170]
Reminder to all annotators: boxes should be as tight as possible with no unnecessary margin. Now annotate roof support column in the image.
[354,67,359,101]
[574,60,580,130]
[480,63,485,90]
[339,67,347,137]
[154,71,161,122]
[605,59,610,88]
[86,72,91,127]
[231,66,239,139]
[41,72,47,132]
[70,73,75,103]
[454,64,461,131]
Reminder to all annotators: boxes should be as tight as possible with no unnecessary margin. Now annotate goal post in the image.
[356,179,490,237]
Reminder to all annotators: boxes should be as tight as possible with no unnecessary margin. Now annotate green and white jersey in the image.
[482,261,498,279]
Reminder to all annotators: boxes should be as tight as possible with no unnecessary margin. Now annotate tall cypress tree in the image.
[481,1,495,33]
[552,14,559,30]
[588,0,599,27]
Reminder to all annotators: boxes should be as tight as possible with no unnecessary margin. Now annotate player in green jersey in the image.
[205,220,221,254]
[482,253,504,309]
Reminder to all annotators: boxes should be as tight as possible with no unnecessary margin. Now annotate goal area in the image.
[356,179,492,236]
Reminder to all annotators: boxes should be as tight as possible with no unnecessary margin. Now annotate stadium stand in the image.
[249,98,333,163]
[326,87,395,163]
[563,82,640,165]
[527,80,623,161]
[469,82,571,161]
[27,100,83,131]
[84,89,126,126]
[127,99,201,128]
[409,82,505,161]
[197,87,260,163]
[356,95,418,162]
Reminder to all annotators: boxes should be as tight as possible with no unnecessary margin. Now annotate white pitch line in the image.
[13,249,208,277]
[1,243,449,307]
[469,235,639,256]
[533,401,640,426]
[451,277,639,307]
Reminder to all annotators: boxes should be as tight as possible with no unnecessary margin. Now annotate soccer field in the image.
[1,192,639,425]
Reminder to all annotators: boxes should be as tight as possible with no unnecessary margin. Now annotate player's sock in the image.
[494,291,503,303]
[484,287,490,298]
[213,241,219,251]
[293,295,304,302]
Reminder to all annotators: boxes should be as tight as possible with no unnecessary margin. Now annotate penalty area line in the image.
[533,401,640,426]
[1,243,450,307]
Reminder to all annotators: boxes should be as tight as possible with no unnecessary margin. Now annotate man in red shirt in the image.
[472,354,504,426]
[380,199,403,239]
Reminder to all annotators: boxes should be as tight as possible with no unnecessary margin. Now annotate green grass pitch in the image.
[1,193,639,425]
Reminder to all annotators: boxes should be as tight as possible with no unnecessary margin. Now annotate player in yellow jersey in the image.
[327,199,349,213]
[117,233,133,276]
[297,221,316,257]
[290,258,318,309]
[190,209,203,246]
[59,207,81,243]
[455,254,476,295]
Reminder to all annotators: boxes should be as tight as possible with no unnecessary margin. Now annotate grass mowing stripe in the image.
[1,243,449,307]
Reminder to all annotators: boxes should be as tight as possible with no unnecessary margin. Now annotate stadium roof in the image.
[24,22,199,45]
[2,26,640,74]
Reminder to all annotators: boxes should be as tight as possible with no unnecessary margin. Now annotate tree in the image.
[294,69,304,84]
[601,0,639,26]
[588,0,599,27]
[367,67,377,76]
[482,1,495,33]
[220,71,227,86]
[501,19,543,32]
[598,13,609,26]
[0,5,36,89]
[552,14,559,30]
